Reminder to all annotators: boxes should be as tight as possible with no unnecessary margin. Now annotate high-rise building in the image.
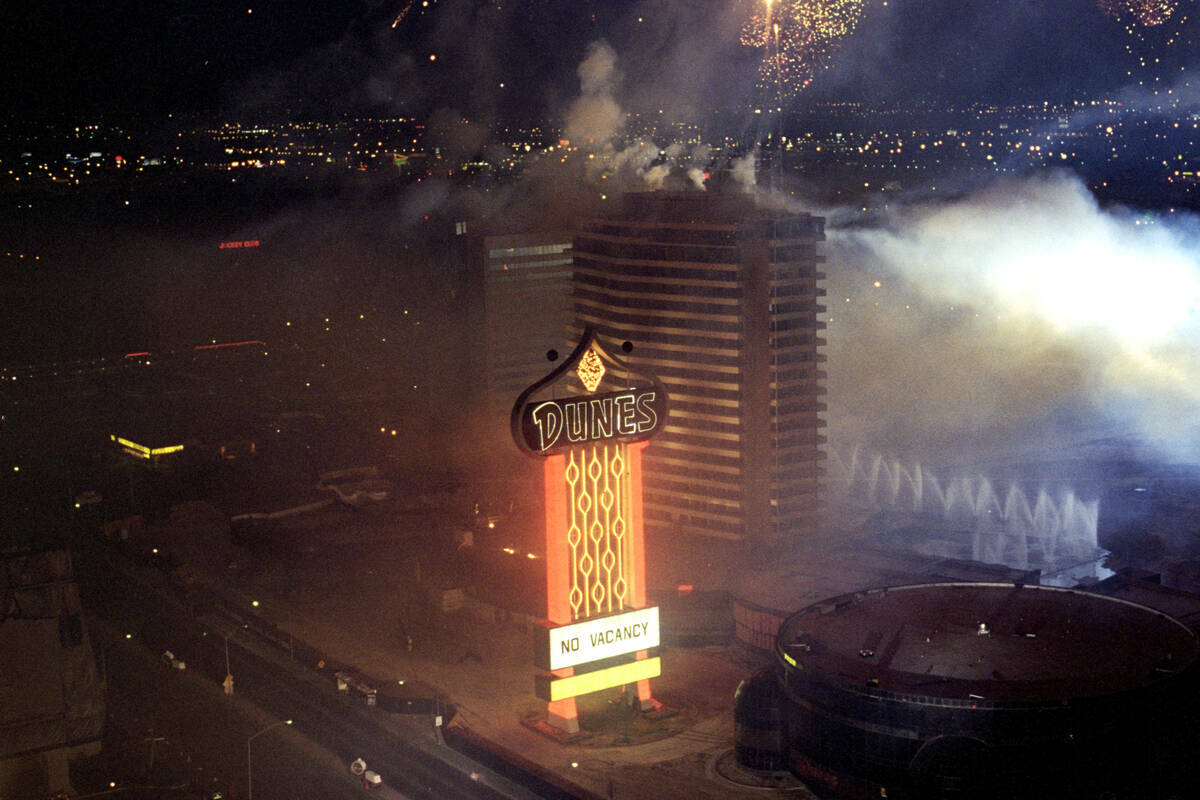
[479,231,575,426]
[570,191,826,542]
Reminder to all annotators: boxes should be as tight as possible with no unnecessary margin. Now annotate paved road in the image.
[96,619,368,800]
[82,545,555,800]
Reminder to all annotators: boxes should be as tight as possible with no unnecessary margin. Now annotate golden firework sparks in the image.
[1097,0,1178,27]
[741,0,866,97]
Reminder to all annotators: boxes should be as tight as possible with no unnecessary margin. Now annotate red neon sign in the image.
[219,240,260,249]
[194,340,266,351]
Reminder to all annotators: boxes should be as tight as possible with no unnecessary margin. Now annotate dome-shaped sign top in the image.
[511,327,668,458]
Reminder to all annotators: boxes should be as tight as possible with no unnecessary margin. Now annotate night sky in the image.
[3,1,1200,473]
[3,0,1195,123]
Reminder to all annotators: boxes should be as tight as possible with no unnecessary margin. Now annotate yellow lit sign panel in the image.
[111,435,184,459]
[535,657,661,702]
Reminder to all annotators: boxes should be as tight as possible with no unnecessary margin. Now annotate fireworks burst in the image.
[392,0,435,29]
[1097,0,1190,91]
[740,0,866,97]
[1097,0,1179,27]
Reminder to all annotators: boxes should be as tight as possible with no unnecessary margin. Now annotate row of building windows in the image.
[656,378,742,403]
[771,317,826,333]
[662,431,747,455]
[573,255,740,283]
[771,465,825,485]
[632,345,743,369]
[642,507,743,537]
[667,408,742,429]
[575,237,744,267]
[645,479,745,505]
[770,294,826,311]
[647,442,742,469]
[586,223,739,248]
[773,352,822,368]
[487,260,572,274]
[772,334,828,351]
[574,288,741,319]
[773,434,828,455]
[755,217,825,240]
[775,382,825,402]
[643,491,745,517]
[770,245,819,262]
[575,303,743,337]
[654,433,743,461]
[644,456,743,480]
[770,323,827,339]
[586,323,742,351]
[574,322,727,348]
[769,300,822,315]
[637,362,745,386]
[575,273,746,301]
[774,399,829,416]
[665,399,742,421]
[487,243,570,258]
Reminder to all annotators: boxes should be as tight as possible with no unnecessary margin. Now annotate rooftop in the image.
[778,582,1200,703]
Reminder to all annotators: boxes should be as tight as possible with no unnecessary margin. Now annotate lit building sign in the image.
[536,606,660,671]
[110,434,184,460]
[194,340,266,351]
[535,656,662,703]
[513,327,668,732]
[512,336,667,459]
[518,389,664,455]
[219,240,260,249]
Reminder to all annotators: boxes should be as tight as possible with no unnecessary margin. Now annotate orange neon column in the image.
[627,441,648,608]
[628,441,654,709]
[543,453,571,623]
[542,453,578,730]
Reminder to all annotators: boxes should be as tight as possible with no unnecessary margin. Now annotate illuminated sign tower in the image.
[512,328,667,733]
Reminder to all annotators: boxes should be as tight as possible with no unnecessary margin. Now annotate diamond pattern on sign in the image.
[562,442,633,619]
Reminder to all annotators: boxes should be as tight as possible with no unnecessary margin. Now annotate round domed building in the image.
[734,582,1200,799]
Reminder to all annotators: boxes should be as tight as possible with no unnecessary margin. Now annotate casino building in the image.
[735,582,1200,799]
[570,191,827,542]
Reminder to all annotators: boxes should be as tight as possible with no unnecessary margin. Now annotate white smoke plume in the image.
[731,151,757,190]
[641,163,671,189]
[823,170,1200,466]
[1114,68,1200,113]
[560,42,718,191]
[564,41,624,151]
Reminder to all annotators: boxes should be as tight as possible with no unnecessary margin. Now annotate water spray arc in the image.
[827,445,1105,579]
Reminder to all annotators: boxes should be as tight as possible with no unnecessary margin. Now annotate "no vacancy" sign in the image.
[535,606,660,671]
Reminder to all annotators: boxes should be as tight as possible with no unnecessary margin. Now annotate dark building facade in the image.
[570,191,826,542]
[737,582,1200,799]
[0,550,104,797]
[480,231,575,427]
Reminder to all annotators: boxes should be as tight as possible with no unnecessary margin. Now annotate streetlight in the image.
[247,718,292,800]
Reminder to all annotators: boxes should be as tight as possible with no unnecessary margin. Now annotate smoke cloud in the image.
[822,170,1200,467]
[564,41,625,149]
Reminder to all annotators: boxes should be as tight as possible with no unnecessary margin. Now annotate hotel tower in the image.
[569,191,827,543]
